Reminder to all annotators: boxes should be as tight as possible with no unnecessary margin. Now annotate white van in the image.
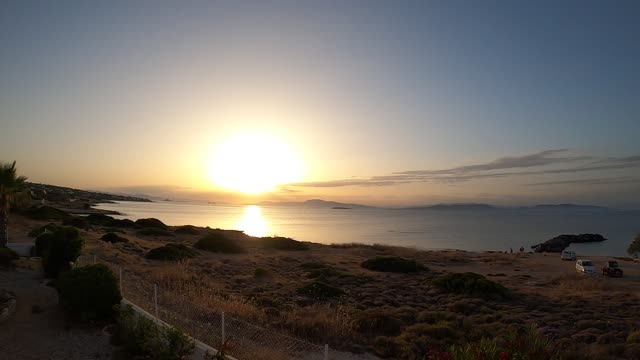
[561,250,576,261]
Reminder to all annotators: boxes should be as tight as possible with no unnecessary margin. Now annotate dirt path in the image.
[0,269,113,360]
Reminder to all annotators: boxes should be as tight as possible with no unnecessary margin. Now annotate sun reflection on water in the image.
[236,205,268,237]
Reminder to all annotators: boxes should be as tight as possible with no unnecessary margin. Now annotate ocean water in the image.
[95,201,640,256]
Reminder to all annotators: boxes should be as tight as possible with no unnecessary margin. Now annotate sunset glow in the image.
[207,134,303,194]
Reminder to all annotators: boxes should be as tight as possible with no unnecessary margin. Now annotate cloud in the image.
[394,149,591,175]
[526,177,640,187]
[286,150,640,188]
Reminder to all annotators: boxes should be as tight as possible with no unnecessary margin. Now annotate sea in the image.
[94,201,640,257]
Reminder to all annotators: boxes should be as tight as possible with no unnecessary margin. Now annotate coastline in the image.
[8,207,640,358]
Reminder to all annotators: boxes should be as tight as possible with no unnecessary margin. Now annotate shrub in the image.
[628,331,640,344]
[431,272,509,299]
[36,226,84,278]
[261,236,309,251]
[86,213,114,226]
[146,244,196,261]
[432,324,561,360]
[175,225,200,235]
[628,234,640,257]
[101,232,129,244]
[115,305,195,360]
[56,264,121,321]
[28,223,60,237]
[62,216,90,229]
[0,247,19,267]
[108,218,137,228]
[361,256,427,273]
[254,267,270,278]
[22,205,69,220]
[136,228,175,237]
[194,232,245,253]
[298,281,345,300]
[135,218,168,230]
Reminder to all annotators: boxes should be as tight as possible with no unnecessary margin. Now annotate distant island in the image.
[256,199,373,209]
[402,203,499,211]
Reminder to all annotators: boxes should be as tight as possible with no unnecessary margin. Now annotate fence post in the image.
[324,344,329,360]
[221,311,225,344]
[154,284,158,318]
[119,267,123,297]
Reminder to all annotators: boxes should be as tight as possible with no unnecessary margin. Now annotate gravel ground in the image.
[0,269,113,360]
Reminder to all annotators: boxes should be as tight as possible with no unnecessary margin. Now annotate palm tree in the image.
[0,161,28,247]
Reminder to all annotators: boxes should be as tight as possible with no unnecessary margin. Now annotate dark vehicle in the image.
[602,260,623,277]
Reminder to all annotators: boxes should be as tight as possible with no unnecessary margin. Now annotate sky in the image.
[1,1,639,207]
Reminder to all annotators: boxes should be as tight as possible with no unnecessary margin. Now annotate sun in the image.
[207,133,303,194]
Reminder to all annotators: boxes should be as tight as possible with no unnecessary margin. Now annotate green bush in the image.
[146,243,196,261]
[298,281,345,300]
[628,331,640,344]
[135,218,168,229]
[115,305,194,360]
[430,324,560,360]
[194,232,245,253]
[0,247,19,267]
[28,223,60,237]
[36,226,84,278]
[56,264,121,321]
[254,267,270,278]
[62,216,90,229]
[261,236,309,251]
[136,228,175,237]
[361,256,427,273]
[431,272,509,299]
[108,218,137,228]
[175,225,200,235]
[86,213,114,226]
[101,232,129,244]
[22,205,69,220]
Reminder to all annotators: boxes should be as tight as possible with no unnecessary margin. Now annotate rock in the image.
[531,234,607,253]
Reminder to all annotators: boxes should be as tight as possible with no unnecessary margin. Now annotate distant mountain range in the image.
[256,199,374,209]
[256,200,616,211]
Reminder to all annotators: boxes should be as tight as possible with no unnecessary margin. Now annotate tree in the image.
[0,161,28,247]
[628,233,640,258]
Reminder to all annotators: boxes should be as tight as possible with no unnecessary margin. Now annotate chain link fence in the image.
[77,255,377,360]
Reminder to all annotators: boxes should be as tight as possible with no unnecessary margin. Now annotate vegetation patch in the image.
[628,233,640,257]
[35,226,84,277]
[22,205,69,220]
[431,272,509,299]
[260,236,309,251]
[136,228,175,237]
[175,225,200,235]
[361,256,427,273]
[0,247,19,268]
[114,305,194,359]
[101,232,129,244]
[86,213,115,226]
[146,243,196,261]
[135,218,168,230]
[108,218,137,228]
[298,281,345,300]
[62,216,90,229]
[28,223,60,237]
[194,232,245,253]
[254,267,271,278]
[56,264,121,321]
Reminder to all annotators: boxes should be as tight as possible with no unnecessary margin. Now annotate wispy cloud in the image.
[526,177,640,187]
[287,150,640,188]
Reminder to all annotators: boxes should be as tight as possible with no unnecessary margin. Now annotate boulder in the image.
[531,234,607,253]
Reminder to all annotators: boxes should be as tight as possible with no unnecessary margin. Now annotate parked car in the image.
[561,250,577,261]
[602,260,623,277]
[575,259,595,274]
